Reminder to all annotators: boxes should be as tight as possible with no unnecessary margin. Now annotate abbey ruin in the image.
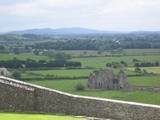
[88,69,129,89]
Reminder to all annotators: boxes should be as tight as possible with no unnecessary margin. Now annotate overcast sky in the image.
[0,0,160,32]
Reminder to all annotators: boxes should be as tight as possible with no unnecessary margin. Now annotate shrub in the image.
[12,71,21,79]
[133,58,139,63]
[143,69,148,75]
[135,67,141,73]
[75,83,85,91]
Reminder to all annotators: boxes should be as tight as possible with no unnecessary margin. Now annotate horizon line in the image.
[1,27,160,34]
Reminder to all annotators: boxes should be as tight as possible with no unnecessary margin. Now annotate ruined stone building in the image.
[88,69,128,89]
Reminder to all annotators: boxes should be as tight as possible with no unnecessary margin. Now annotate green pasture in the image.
[142,67,160,74]
[29,79,86,92]
[20,68,140,80]
[20,73,44,79]
[57,50,110,57]
[29,76,160,92]
[59,49,160,56]
[1,52,160,69]
[128,67,160,74]
[0,113,85,120]
[0,53,48,61]
[123,49,160,56]
[72,55,160,68]
[128,76,160,87]
[23,69,94,78]
[28,77,160,105]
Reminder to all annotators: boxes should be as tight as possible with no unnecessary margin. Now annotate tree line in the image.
[1,33,160,52]
[134,61,160,67]
[0,58,81,68]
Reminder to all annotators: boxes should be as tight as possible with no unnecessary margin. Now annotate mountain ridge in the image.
[6,27,107,35]
[3,27,160,35]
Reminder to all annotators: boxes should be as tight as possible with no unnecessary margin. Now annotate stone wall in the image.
[130,85,160,92]
[0,76,160,120]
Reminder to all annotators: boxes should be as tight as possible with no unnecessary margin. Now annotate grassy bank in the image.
[0,113,86,120]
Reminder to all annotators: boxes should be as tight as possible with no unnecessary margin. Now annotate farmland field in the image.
[1,49,160,105]
[72,55,160,68]
[0,53,48,61]
[28,79,160,105]
[20,68,140,80]
[58,49,160,56]
[123,49,160,56]
[128,76,160,87]
[128,67,160,74]
[29,79,86,92]
[2,49,156,69]
[20,69,95,80]
[57,50,110,57]
[25,69,94,78]
[0,113,86,120]
[141,67,160,74]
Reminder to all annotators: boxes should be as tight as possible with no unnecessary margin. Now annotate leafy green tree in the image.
[33,49,40,55]
[135,67,141,73]
[13,48,20,54]
[54,53,71,62]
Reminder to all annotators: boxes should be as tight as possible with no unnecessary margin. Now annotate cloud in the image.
[0,0,160,32]
[9,0,102,17]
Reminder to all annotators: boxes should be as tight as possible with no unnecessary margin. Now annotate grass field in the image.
[1,52,160,69]
[128,76,160,87]
[25,69,94,78]
[28,78,160,105]
[0,113,86,120]
[72,55,160,68]
[29,79,86,92]
[0,53,48,61]
[20,69,94,80]
[123,49,160,56]
[58,50,110,57]
[59,49,160,56]
[20,68,141,80]
[128,67,160,74]
[141,67,160,74]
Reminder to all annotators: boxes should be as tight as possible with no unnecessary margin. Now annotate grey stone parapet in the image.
[0,76,160,120]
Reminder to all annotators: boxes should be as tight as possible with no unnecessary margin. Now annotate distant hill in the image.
[7,27,107,35]
[3,27,160,36]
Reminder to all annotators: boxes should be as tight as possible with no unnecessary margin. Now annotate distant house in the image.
[88,69,128,89]
[0,68,11,77]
